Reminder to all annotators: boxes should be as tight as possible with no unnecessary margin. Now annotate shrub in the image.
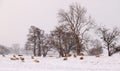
[88,47,103,56]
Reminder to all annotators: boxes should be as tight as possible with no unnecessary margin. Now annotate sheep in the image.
[63,57,68,61]
[73,54,77,58]
[15,57,19,60]
[34,59,40,63]
[20,57,25,62]
[31,56,34,59]
[18,55,23,56]
[66,54,72,57]
[13,55,16,58]
[10,57,17,60]
[80,56,84,60]
[10,57,19,60]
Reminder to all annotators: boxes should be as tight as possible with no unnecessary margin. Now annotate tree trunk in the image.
[33,42,36,56]
[75,34,81,55]
[33,32,37,56]
[77,42,81,55]
[108,44,111,56]
[38,44,41,56]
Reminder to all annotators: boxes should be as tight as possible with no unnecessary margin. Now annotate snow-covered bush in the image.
[88,47,103,56]
[0,45,10,55]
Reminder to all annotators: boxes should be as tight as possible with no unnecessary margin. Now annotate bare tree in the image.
[58,3,93,55]
[42,34,52,57]
[27,26,38,56]
[26,26,44,56]
[98,27,120,56]
[35,28,44,56]
[62,31,76,56]
[51,24,77,57]
[51,25,65,57]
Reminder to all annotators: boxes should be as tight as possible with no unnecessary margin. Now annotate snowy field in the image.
[0,54,120,71]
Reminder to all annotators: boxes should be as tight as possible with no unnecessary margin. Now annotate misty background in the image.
[0,0,120,48]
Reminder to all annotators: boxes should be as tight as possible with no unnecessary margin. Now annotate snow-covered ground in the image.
[0,54,120,71]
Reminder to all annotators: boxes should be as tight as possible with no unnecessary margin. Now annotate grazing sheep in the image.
[73,54,77,58]
[10,58,16,60]
[10,57,19,60]
[34,59,40,63]
[20,57,25,62]
[31,56,34,59]
[13,55,16,58]
[15,57,19,60]
[66,54,72,57]
[18,55,23,56]
[63,57,68,61]
[80,57,84,60]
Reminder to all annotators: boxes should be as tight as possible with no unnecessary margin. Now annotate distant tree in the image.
[58,3,94,55]
[26,26,37,56]
[98,27,120,56]
[26,26,44,56]
[0,45,10,55]
[11,44,20,54]
[25,41,33,50]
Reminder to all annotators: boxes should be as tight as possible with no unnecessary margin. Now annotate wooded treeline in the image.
[24,3,120,57]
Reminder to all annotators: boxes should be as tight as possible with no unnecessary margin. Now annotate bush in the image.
[88,47,103,56]
[0,45,10,55]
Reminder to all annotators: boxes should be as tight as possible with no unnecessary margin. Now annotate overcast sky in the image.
[0,0,120,47]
